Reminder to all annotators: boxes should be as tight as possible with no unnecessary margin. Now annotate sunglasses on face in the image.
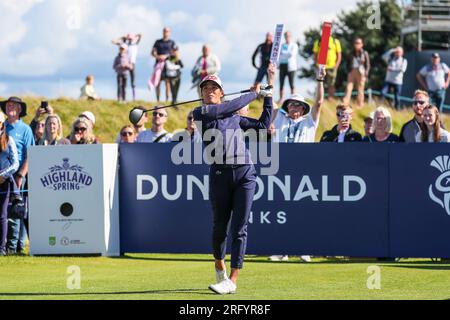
[75,127,87,132]
[121,131,134,137]
[336,112,350,119]
[187,116,194,121]
[288,102,304,108]
[152,111,166,117]
[413,100,426,106]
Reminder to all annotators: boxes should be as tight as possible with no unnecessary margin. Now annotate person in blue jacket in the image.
[0,112,19,256]
[192,63,275,295]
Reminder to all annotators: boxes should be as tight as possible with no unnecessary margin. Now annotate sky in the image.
[0,0,361,101]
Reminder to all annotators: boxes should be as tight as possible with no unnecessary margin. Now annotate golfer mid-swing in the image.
[193,64,275,294]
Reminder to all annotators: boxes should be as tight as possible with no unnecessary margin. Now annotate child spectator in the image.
[80,75,101,101]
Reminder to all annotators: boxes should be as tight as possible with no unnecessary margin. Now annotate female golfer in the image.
[192,64,275,294]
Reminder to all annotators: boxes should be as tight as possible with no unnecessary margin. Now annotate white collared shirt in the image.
[272,110,318,143]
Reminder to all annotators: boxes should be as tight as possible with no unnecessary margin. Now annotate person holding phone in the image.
[320,105,362,142]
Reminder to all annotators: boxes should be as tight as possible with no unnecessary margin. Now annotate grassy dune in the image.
[5,96,450,143]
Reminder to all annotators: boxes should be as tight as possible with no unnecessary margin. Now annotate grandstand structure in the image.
[401,0,450,50]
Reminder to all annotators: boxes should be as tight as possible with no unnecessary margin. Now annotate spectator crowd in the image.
[0,25,449,257]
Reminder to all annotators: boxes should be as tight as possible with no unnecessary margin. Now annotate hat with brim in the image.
[0,96,27,118]
[281,94,311,116]
[199,74,224,92]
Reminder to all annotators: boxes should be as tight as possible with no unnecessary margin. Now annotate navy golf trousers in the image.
[209,164,257,269]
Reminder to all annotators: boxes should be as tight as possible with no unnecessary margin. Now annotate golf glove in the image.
[258,85,273,98]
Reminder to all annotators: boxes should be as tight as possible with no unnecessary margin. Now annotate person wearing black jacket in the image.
[252,32,273,89]
[320,105,362,142]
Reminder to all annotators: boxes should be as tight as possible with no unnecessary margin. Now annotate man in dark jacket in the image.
[399,90,429,142]
[320,104,362,142]
[252,32,273,89]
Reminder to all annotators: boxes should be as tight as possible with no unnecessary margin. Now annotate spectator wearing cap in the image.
[320,105,362,142]
[0,112,19,256]
[362,106,399,142]
[172,111,202,143]
[80,75,101,101]
[363,112,374,138]
[119,125,137,143]
[381,47,408,110]
[269,68,325,263]
[399,90,429,143]
[112,33,142,101]
[192,65,274,295]
[40,114,70,145]
[79,111,95,128]
[271,68,325,143]
[418,105,450,143]
[0,97,34,255]
[416,53,450,112]
[69,117,98,144]
[136,107,172,143]
[192,44,221,98]
[113,44,133,102]
[164,48,184,104]
[152,27,178,102]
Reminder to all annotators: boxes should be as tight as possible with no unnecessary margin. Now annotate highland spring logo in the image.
[40,158,93,191]
[429,155,450,216]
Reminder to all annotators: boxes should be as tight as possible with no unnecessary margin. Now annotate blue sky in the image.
[0,0,361,100]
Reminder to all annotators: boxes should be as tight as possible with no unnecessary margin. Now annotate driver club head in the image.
[129,107,146,125]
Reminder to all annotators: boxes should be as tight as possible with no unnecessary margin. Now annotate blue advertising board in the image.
[389,144,450,258]
[119,143,393,257]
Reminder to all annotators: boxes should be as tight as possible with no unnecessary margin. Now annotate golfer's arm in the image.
[202,93,258,120]
[240,97,273,130]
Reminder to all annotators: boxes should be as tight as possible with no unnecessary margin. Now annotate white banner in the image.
[270,24,285,64]
[28,144,120,256]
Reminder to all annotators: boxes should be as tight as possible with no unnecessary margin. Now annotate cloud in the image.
[0,0,360,98]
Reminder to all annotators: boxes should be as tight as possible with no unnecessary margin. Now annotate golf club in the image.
[129,86,272,125]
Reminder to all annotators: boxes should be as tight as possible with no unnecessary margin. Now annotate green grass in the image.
[0,254,449,300]
[5,96,450,143]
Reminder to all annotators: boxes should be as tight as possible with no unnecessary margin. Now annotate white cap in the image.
[281,94,311,115]
[199,74,224,91]
[79,111,96,126]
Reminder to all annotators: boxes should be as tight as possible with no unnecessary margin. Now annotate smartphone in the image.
[40,101,48,112]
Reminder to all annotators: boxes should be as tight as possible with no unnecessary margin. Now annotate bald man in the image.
[382,46,408,110]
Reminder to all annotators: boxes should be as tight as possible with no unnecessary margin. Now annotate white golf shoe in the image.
[269,255,289,261]
[300,255,312,262]
[208,279,237,295]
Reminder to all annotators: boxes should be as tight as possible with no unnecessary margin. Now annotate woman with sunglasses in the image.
[40,114,70,145]
[69,117,98,144]
[0,112,19,256]
[119,125,137,143]
[419,105,450,143]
